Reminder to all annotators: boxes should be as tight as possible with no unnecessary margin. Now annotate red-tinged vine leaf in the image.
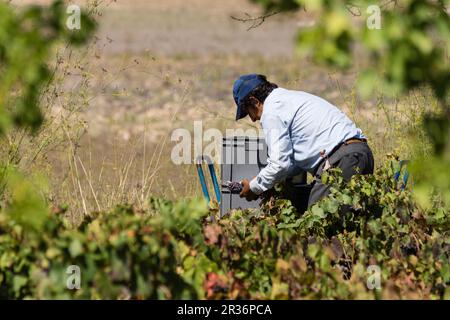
[203,224,222,245]
[203,272,229,299]
[229,278,249,299]
[140,226,153,234]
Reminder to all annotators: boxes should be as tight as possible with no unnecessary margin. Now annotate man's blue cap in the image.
[233,74,265,120]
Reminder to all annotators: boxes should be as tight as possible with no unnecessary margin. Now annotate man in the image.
[233,74,374,208]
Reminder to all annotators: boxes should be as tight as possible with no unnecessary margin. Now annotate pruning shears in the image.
[222,181,243,194]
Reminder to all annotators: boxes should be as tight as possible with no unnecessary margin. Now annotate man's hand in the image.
[239,178,259,201]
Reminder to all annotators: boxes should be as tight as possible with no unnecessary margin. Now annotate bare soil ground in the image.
[16,0,302,57]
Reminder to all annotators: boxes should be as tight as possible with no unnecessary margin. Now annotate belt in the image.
[312,137,368,176]
[343,138,367,145]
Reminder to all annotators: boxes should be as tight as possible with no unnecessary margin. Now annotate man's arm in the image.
[249,114,293,195]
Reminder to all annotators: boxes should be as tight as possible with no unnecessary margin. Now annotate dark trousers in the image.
[307,141,374,208]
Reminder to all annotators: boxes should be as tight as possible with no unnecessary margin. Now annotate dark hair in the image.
[241,75,278,109]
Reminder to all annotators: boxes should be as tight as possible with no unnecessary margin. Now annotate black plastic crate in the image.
[220,136,311,215]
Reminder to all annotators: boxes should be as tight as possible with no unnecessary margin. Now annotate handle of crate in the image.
[195,155,221,204]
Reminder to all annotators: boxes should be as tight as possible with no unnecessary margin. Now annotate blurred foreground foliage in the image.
[252,0,449,101]
[0,0,95,135]
[0,1,95,226]
[1,160,448,299]
[251,0,450,207]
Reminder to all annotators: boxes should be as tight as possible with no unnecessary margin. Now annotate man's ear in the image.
[249,96,260,106]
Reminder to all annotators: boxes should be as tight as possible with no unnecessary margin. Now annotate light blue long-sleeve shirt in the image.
[249,88,365,195]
